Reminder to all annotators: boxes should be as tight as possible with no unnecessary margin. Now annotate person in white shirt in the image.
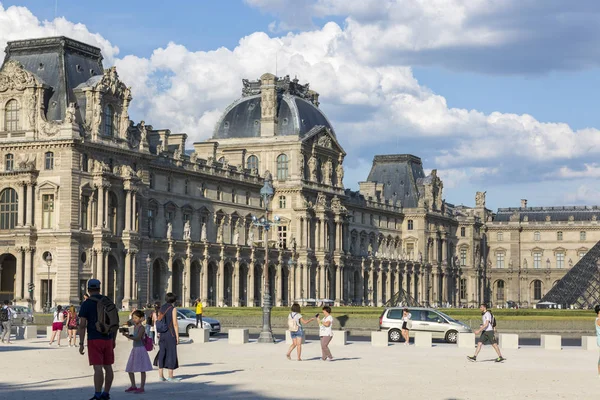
[467,303,505,363]
[1,300,14,344]
[401,308,412,346]
[317,306,334,361]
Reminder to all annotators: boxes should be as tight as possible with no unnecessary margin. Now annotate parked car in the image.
[379,307,472,343]
[176,308,221,336]
[11,306,34,325]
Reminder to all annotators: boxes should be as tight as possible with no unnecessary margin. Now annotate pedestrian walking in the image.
[317,306,334,361]
[66,305,79,347]
[1,300,13,344]
[151,302,160,345]
[401,308,412,345]
[285,303,316,361]
[595,305,600,378]
[467,303,505,363]
[153,293,181,382]
[49,305,65,346]
[194,298,203,328]
[78,279,120,400]
[123,309,153,394]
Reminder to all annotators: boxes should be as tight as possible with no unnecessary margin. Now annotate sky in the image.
[1,0,600,210]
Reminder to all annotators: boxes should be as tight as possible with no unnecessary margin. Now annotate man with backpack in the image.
[78,279,120,400]
[467,303,505,363]
[1,300,14,344]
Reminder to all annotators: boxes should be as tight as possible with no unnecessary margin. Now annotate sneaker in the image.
[495,357,506,363]
[166,377,182,382]
[125,387,137,393]
[133,389,145,394]
[467,356,477,362]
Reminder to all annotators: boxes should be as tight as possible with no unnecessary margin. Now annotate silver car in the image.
[176,308,221,336]
[379,307,472,343]
[11,306,34,325]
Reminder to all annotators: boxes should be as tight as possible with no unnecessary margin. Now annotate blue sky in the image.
[2,0,600,210]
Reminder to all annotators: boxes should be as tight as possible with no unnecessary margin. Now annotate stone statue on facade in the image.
[139,120,147,145]
[323,158,332,185]
[316,192,327,208]
[290,236,297,252]
[509,258,513,268]
[475,191,486,207]
[418,251,423,263]
[201,223,207,242]
[217,224,224,243]
[308,154,317,182]
[183,220,191,241]
[166,222,173,240]
[65,102,77,124]
[299,154,305,179]
[248,229,255,247]
[233,226,240,246]
[523,258,528,269]
[336,160,344,187]
[568,258,573,268]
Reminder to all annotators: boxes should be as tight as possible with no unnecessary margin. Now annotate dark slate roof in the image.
[3,36,104,121]
[213,93,335,139]
[365,154,425,208]
[494,206,600,222]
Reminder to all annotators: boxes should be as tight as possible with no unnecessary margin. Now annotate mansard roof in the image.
[365,154,425,208]
[494,205,600,222]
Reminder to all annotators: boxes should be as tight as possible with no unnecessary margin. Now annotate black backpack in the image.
[89,296,119,336]
[0,307,8,322]
[489,311,497,328]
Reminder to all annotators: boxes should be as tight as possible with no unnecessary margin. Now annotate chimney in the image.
[260,73,277,137]
[521,199,528,208]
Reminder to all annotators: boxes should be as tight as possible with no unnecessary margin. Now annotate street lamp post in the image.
[146,254,152,307]
[45,253,52,312]
[252,171,277,343]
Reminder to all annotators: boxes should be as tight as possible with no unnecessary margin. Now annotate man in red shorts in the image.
[78,279,115,400]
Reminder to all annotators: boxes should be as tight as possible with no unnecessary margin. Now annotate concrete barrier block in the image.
[330,330,348,346]
[46,326,67,340]
[415,331,432,348]
[541,334,561,350]
[457,332,475,348]
[189,328,210,344]
[498,334,519,349]
[22,325,37,340]
[581,336,598,351]
[371,331,388,347]
[228,328,249,345]
[285,330,305,344]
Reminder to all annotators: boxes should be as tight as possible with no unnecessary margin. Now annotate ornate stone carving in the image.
[316,192,327,208]
[475,191,486,207]
[201,223,207,242]
[336,158,344,187]
[166,222,173,240]
[0,60,39,92]
[317,134,332,148]
[308,153,317,182]
[183,220,191,241]
[323,157,332,185]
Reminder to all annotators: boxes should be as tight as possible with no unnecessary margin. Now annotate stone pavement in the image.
[0,335,598,399]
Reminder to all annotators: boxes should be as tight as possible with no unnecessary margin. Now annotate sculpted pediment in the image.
[0,60,44,92]
[302,126,345,155]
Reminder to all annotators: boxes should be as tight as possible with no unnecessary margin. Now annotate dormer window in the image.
[104,105,115,137]
[4,100,19,131]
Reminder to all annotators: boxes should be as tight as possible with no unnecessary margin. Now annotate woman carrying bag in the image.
[401,308,412,345]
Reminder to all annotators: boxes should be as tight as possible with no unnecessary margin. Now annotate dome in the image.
[213,75,335,139]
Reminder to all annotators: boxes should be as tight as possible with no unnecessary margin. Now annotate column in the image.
[402,267,408,294]
[276,265,282,306]
[97,185,104,228]
[368,267,374,305]
[125,190,132,231]
[131,253,137,305]
[335,264,342,305]
[167,256,173,293]
[87,196,93,230]
[442,238,448,264]
[442,273,448,304]
[184,255,192,307]
[376,267,384,307]
[305,218,311,249]
[201,259,209,305]
[26,183,34,226]
[15,248,24,299]
[295,217,302,249]
[103,187,109,228]
[233,261,240,307]
[218,259,225,306]
[303,262,310,299]
[385,266,392,303]
[394,266,400,294]
[124,251,132,304]
[24,247,33,301]
[102,251,109,291]
[132,191,138,232]
[17,183,25,227]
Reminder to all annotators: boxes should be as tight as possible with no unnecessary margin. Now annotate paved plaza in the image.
[0,333,598,400]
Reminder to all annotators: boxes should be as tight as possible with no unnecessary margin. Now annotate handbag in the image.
[143,333,154,351]
[406,320,413,329]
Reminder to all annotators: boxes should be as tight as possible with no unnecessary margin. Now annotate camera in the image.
[118,327,130,334]
[315,313,320,318]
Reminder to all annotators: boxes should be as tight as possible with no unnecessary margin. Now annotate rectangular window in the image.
[406,243,415,260]
[45,152,54,170]
[460,249,467,266]
[166,211,173,222]
[460,279,467,300]
[580,231,586,241]
[557,231,563,241]
[533,252,541,269]
[497,232,503,241]
[496,253,505,268]
[278,225,287,249]
[460,227,465,237]
[42,194,54,229]
[407,220,414,230]
[147,209,155,237]
[556,253,564,269]
[81,196,89,230]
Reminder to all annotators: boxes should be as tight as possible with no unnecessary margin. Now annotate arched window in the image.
[276,154,288,180]
[4,100,19,131]
[496,280,505,302]
[0,188,18,229]
[247,155,259,171]
[279,196,286,209]
[460,227,465,237]
[104,105,115,136]
[44,152,54,170]
[533,280,542,300]
[5,154,14,172]
[218,156,226,163]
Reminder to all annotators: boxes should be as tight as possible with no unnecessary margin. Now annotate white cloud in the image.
[555,164,600,179]
[563,184,600,204]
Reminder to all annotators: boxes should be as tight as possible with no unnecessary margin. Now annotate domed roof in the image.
[213,75,336,139]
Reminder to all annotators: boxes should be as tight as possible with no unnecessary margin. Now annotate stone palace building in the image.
[0,37,597,311]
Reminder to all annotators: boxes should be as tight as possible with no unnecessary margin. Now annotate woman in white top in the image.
[401,308,411,346]
[286,303,316,361]
[49,305,65,346]
[317,306,334,361]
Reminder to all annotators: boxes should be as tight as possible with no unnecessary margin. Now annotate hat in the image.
[87,279,101,289]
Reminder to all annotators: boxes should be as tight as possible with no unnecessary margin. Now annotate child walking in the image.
[122,310,153,394]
